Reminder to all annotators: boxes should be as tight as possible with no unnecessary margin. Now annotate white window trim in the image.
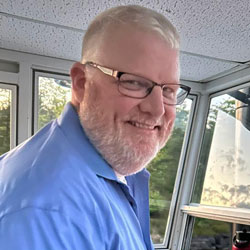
[0,82,17,149]
[205,66,250,95]
[170,69,250,249]
[182,203,250,225]
[169,92,211,250]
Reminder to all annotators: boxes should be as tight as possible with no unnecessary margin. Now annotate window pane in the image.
[192,86,250,208]
[38,76,71,130]
[0,88,11,155]
[149,99,192,244]
[190,218,231,250]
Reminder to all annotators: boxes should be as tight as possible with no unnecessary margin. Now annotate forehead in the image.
[92,24,179,83]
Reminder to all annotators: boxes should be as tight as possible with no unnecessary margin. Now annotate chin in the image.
[117,148,159,176]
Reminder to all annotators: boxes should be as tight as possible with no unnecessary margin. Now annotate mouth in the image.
[127,121,161,131]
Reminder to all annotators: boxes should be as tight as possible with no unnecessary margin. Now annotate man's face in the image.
[77,25,179,176]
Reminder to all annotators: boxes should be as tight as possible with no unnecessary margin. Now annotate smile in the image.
[127,121,160,130]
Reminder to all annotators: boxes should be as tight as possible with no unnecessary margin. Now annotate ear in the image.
[70,62,86,108]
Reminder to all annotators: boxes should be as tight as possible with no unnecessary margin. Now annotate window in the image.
[192,85,250,209]
[0,84,16,155]
[34,72,71,132]
[179,84,250,250]
[149,98,193,244]
[190,218,231,250]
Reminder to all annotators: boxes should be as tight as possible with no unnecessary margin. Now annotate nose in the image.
[138,86,165,118]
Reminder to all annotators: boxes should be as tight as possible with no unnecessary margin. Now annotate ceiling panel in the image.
[0,0,173,28]
[171,0,250,62]
[0,0,250,82]
[180,53,239,82]
[1,0,250,63]
[0,15,82,61]
[1,0,97,30]
[0,14,241,82]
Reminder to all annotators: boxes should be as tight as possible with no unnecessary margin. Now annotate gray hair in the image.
[81,5,179,61]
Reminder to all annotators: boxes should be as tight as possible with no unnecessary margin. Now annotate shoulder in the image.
[0,119,94,218]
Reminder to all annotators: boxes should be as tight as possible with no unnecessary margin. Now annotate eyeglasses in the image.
[85,61,191,106]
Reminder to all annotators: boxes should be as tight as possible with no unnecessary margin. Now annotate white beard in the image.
[78,94,163,176]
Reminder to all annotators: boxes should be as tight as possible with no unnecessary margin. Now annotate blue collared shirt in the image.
[0,103,154,250]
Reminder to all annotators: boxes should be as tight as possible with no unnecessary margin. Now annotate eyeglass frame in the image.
[84,61,191,106]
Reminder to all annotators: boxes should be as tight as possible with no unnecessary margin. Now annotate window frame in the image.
[186,80,250,215]
[172,80,250,249]
[154,94,198,249]
[182,203,250,225]
[0,82,17,150]
[33,70,71,133]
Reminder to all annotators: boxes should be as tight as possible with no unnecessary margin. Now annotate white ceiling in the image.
[0,0,250,82]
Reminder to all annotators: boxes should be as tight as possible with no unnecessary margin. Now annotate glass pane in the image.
[192,86,250,208]
[149,99,193,244]
[0,88,11,155]
[38,76,71,130]
[190,218,231,250]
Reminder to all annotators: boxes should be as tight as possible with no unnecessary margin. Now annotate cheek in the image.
[110,97,141,118]
[169,107,177,121]
[163,107,176,129]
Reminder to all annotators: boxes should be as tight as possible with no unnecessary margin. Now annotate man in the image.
[0,5,190,250]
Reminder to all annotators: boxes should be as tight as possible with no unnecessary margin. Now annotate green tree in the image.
[148,101,191,243]
[0,88,11,155]
[38,77,71,129]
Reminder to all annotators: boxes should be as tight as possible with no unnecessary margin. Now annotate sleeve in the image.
[0,207,102,250]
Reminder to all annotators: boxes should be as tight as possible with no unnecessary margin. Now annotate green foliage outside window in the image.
[38,77,71,129]
[192,218,230,237]
[191,218,231,250]
[0,88,11,155]
[148,101,192,243]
